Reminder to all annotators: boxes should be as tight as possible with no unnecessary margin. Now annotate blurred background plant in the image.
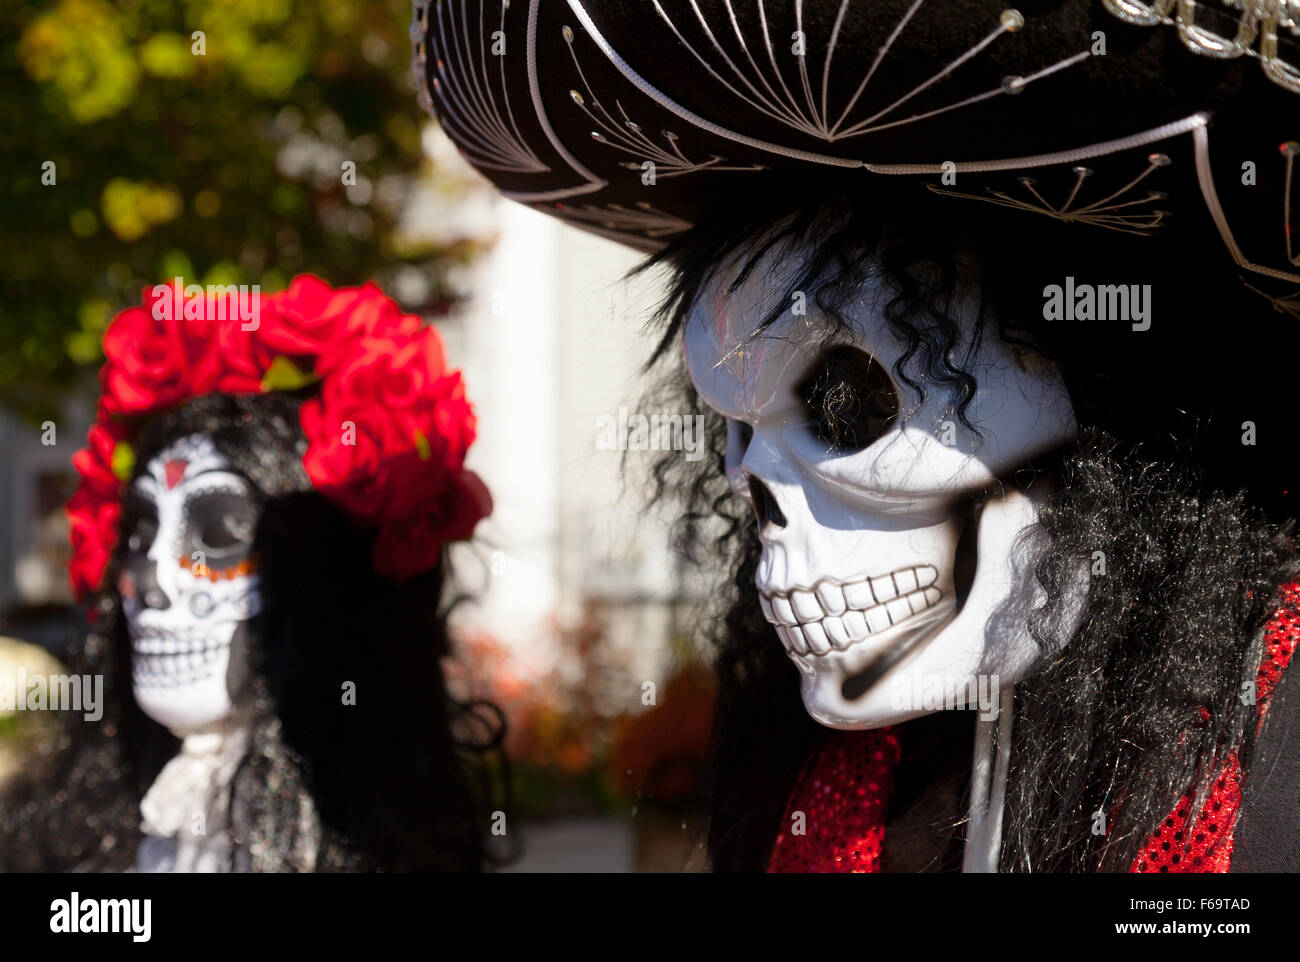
[0,636,63,790]
[2,0,489,424]
[457,599,714,824]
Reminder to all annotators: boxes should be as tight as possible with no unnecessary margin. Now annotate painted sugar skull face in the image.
[683,237,1080,729]
[119,434,261,734]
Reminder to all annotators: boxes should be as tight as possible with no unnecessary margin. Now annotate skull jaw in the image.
[791,573,1053,730]
[126,571,262,735]
[132,626,240,734]
[134,652,233,734]
[792,601,961,729]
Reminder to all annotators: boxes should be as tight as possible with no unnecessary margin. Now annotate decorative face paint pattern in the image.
[120,434,262,734]
[683,239,1083,729]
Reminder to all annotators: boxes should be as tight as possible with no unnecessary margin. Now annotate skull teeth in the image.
[131,631,232,655]
[761,565,942,658]
[131,645,226,690]
[802,619,831,654]
[790,590,822,623]
[815,583,847,615]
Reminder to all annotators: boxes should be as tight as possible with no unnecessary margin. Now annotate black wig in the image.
[0,391,507,872]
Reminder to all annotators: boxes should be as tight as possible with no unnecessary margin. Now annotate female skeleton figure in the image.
[0,276,502,871]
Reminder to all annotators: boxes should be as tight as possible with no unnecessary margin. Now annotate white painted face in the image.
[683,237,1081,729]
[119,434,262,734]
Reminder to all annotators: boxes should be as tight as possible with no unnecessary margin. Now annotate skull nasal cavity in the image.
[747,476,787,530]
[133,560,170,611]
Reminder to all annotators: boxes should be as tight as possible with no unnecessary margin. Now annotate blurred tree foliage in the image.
[1,0,483,423]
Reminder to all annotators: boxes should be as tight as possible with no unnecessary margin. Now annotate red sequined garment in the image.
[768,583,1300,873]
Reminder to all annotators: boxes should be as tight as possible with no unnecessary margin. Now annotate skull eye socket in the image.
[724,419,755,500]
[198,518,246,552]
[123,496,159,555]
[183,490,258,561]
[796,344,899,451]
[727,418,754,459]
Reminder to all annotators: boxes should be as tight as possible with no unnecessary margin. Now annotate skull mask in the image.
[684,238,1080,729]
[119,434,262,734]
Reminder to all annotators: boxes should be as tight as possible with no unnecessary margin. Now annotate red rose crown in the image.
[67,275,491,597]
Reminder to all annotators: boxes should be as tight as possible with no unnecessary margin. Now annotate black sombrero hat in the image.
[410,0,1299,316]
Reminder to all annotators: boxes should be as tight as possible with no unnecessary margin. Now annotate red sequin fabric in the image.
[768,583,1300,873]
[767,727,900,873]
[1130,581,1300,873]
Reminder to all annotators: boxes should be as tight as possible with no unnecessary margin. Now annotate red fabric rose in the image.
[301,326,473,518]
[312,298,428,383]
[301,364,483,537]
[66,416,133,598]
[67,485,122,600]
[99,303,196,415]
[262,275,415,358]
[371,471,493,580]
[72,418,129,495]
[300,401,413,522]
[205,321,275,396]
[301,320,487,581]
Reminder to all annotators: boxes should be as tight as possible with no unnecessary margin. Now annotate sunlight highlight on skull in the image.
[119,434,261,734]
[683,239,1079,729]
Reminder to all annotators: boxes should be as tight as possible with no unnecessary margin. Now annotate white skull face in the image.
[683,239,1080,729]
[119,434,262,734]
